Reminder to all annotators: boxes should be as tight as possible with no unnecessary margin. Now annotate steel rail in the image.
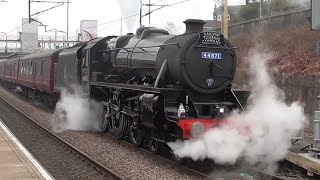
[0,95,125,180]
[102,133,213,179]
[103,130,285,180]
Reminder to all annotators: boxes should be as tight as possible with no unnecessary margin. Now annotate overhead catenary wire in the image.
[31,2,65,16]
[0,0,67,39]
[68,7,154,36]
[72,0,195,35]
[1,0,194,39]
[213,0,222,5]
[168,0,193,6]
[96,3,169,34]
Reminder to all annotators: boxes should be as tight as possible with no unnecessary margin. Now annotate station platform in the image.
[0,120,53,180]
[286,147,320,176]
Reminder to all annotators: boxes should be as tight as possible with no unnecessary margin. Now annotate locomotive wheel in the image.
[148,134,159,154]
[129,120,146,146]
[110,112,127,139]
[101,107,111,133]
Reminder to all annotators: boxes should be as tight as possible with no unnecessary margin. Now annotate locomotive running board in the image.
[90,82,182,93]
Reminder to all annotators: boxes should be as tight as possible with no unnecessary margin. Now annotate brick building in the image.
[212,4,243,29]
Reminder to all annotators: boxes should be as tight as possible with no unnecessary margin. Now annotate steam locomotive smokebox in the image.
[183,19,205,34]
[164,19,236,94]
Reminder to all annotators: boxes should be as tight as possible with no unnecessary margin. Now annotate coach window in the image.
[43,62,46,76]
[35,63,37,76]
[24,63,26,75]
[28,62,30,75]
[31,62,33,75]
[38,63,40,75]
[41,62,43,75]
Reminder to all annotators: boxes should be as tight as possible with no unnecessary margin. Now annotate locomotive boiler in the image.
[88,19,249,154]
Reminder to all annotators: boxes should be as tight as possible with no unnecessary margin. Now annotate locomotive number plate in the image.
[202,52,222,60]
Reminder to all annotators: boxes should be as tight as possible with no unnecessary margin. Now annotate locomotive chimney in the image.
[183,19,205,34]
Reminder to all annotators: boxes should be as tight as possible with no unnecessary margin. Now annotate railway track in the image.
[103,132,212,179]
[102,132,285,180]
[0,95,125,180]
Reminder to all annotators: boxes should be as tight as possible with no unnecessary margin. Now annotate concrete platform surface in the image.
[0,119,53,180]
[286,150,320,176]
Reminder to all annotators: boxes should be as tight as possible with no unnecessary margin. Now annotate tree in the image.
[238,3,259,21]
[164,22,182,35]
[272,0,292,12]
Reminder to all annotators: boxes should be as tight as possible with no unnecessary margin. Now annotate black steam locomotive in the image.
[0,19,249,156]
[87,19,248,151]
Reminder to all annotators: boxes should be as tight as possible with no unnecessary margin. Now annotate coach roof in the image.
[20,49,65,61]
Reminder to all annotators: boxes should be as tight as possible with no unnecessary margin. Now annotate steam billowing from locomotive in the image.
[117,0,140,32]
[51,86,104,133]
[168,49,305,173]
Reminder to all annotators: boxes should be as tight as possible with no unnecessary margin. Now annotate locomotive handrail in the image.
[90,81,183,93]
[154,59,167,88]
[102,43,180,53]
[194,45,235,50]
[116,51,159,54]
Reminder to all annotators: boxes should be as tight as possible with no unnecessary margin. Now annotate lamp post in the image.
[0,32,7,53]
[223,0,228,39]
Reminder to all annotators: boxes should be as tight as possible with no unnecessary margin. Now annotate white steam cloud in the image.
[51,86,104,133]
[168,49,305,173]
[117,0,140,33]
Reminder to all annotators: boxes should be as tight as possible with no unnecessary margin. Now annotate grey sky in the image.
[0,0,244,40]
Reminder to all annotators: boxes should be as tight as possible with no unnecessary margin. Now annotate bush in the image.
[272,0,292,12]
[238,3,259,21]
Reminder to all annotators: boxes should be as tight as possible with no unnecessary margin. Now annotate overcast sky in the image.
[0,0,245,40]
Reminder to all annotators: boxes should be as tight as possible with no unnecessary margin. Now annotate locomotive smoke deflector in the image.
[183,19,206,34]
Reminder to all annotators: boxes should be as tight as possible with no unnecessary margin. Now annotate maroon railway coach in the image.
[18,49,64,94]
[0,59,6,81]
[4,57,19,84]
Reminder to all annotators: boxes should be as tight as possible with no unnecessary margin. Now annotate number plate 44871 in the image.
[201,52,222,60]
